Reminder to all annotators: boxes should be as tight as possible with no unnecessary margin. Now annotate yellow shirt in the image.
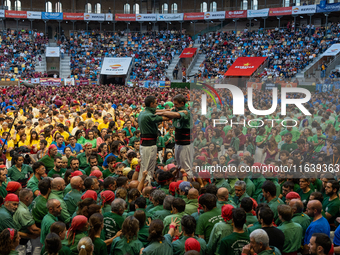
[98,122,109,131]
[92,118,103,125]
[30,139,40,151]
[81,113,88,121]
[25,127,32,137]
[46,136,53,146]
[6,139,14,161]
[18,140,30,148]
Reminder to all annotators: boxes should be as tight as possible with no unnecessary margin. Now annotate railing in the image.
[187,51,200,77]
[326,53,340,77]
[248,58,268,81]
[125,57,135,84]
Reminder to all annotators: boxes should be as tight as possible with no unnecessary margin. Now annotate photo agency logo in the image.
[194,82,312,128]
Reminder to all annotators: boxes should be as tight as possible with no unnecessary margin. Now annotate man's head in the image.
[234,180,246,198]
[171,198,186,214]
[70,176,84,191]
[47,198,62,217]
[259,207,274,226]
[84,143,93,156]
[216,187,229,202]
[56,136,64,146]
[240,197,253,213]
[145,96,157,108]
[111,198,126,216]
[289,199,304,214]
[4,194,19,213]
[309,233,332,255]
[325,180,339,197]
[282,181,294,197]
[54,157,63,170]
[284,133,292,143]
[250,229,270,254]
[0,166,7,183]
[19,188,34,207]
[32,161,46,176]
[134,197,147,209]
[261,181,276,201]
[69,135,76,145]
[89,156,98,167]
[51,177,66,192]
[187,188,199,200]
[115,163,125,176]
[70,158,80,171]
[232,208,247,229]
[173,94,186,110]
[199,193,217,212]
[84,176,99,191]
[277,204,293,222]
[181,215,196,236]
[306,200,322,218]
[152,190,166,206]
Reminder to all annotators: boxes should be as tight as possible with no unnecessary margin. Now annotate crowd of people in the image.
[194,22,340,81]
[58,30,192,81]
[0,29,48,80]
[0,82,337,255]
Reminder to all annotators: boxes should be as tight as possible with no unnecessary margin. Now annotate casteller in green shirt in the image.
[217,231,250,255]
[277,220,303,253]
[195,207,223,243]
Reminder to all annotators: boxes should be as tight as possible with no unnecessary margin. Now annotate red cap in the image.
[286,191,301,200]
[4,194,19,202]
[6,182,22,193]
[221,204,234,222]
[185,238,201,252]
[70,171,83,178]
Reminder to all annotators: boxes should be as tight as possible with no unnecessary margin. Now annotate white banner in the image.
[157,13,184,21]
[136,14,157,21]
[247,8,269,18]
[64,78,75,86]
[27,11,41,19]
[322,44,340,56]
[84,13,105,21]
[204,11,225,20]
[46,47,60,57]
[30,78,40,84]
[101,57,133,75]
[105,13,113,21]
[0,10,5,18]
[292,5,316,14]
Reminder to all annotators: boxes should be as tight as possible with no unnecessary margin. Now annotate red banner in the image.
[247,82,262,90]
[225,10,247,19]
[183,12,204,20]
[5,10,27,19]
[115,14,136,21]
[225,57,267,77]
[75,80,90,86]
[269,7,292,16]
[179,48,197,58]
[63,13,84,20]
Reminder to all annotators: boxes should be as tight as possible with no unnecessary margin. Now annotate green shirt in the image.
[292,213,311,241]
[85,138,97,149]
[141,234,173,255]
[297,188,313,209]
[123,126,136,137]
[312,134,326,152]
[233,193,250,207]
[31,195,48,227]
[244,178,255,198]
[172,235,207,255]
[27,175,42,196]
[230,137,240,151]
[268,197,284,226]
[7,164,33,184]
[185,199,199,215]
[64,189,83,216]
[196,207,223,243]
[0,206,18,232]
[40,213,58,244]
[157,136,165,149]
[216,200,236,210]
[172,106,193,131]
[277,220,303,253]
[148,204,164,217]
[111,236,143,255]
[77,152,90,170]
[217,231,250,255]
[38,153,62,172]
[152,209,172,221]
[48,168,67,178]
[248,221,262,234]
[41,245,72,255]
[322,196,340,224]
[310,179,323,192]
[13,201,35,233]
[93,237,108,255]
[48,190,71,224]
[207,220,248,255]
[258,247,282,255]
[0,185,7,198]
[103,211,124,239]
[138,225,150,247]
[138,107,164,136]
[64,232,87,255]
[215,179,231,191]
[281,142,298,153]
[246,213,258,226]
[252,177,266,201]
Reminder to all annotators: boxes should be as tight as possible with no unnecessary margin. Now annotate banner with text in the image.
[46,47,60,57]
[269,7,292,16]
[135,14,157,21]
[292,5,316,14]
[115,14,136,21]
[225,10,247,18]
[101,57,133,75]
[84,13,105,21]
[40,78,62,86]
[157,13,184,21]
[247,9,269,18]
[42,12,63,20]
[225,57,267,76]
[5,10,27,19]
[184,12,204,20]
[204,11,225,20]
[317,2,340,13]
[63,13,84,20]
[27,11,41,19]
